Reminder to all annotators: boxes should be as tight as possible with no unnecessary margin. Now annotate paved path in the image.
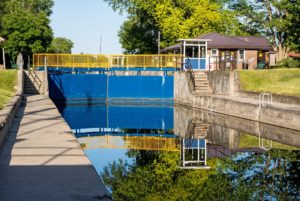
[0,95,110,201]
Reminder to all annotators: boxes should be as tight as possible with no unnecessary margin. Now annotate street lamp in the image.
[0,37,5,70]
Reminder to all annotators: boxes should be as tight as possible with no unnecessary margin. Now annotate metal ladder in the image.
[258,93,273,107]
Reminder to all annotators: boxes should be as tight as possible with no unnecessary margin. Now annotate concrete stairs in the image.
[193,121,210,139]
[24,70,44,94]
[193,71,212,96]
[186,120,210,139]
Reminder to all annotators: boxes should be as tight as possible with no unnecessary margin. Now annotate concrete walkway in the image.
[0,95,110,201]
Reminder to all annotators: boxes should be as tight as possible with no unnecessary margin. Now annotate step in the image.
[25,78,44,82]
[194,78,208,82]
[24,90,40,94]
[194,77,208,79]
[194,83,210,86]
[24,84,43,89]
[25,85,41,89]
[24,81,43,85]
[194,126,209,130]
[194,91,212,95]
[195,87,211,90]
[194,89,211,92]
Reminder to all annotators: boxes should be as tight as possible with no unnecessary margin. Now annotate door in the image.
[219,50,237,70]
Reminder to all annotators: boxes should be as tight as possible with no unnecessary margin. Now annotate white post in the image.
[2,48,5,70]
[198,44,201,69]
[183,41,186,70]
[44,56,49,96]
[0,37,6,70]
[205,42,208,70]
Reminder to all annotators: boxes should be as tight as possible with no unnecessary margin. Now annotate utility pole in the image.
[99,27,103,54]
[158,31,161,54]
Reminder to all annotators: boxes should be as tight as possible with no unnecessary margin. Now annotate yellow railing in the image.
[78,135,180,151]
[33,54,182,69]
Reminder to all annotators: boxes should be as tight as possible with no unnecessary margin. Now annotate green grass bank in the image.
[0,70,17,110]
[239,133,299,151]
[239,69,300,97]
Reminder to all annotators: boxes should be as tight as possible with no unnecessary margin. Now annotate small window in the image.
[211,49,218,56]
[239,50,245,60]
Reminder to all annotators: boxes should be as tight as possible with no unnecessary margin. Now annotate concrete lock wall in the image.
[48,73,174,103]
[174,71,300,131]
[174,106,300,148]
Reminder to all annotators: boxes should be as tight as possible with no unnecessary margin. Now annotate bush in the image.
[276,58,300,68]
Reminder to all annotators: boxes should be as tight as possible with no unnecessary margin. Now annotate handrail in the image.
[28,68,42,88]
[33,54,183,69]
[185,57,196,90]
[259,93,273,107]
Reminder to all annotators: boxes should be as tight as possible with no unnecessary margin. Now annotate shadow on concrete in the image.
[0,97,111,201]
[0,165,111,201]
[24,71,42,94]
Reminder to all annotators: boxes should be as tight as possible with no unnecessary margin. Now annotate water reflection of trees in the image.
[101,149,299,201]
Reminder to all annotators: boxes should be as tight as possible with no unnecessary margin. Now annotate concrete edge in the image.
[0,70,23,147]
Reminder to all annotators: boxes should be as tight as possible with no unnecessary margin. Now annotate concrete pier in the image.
[0,95,110,201]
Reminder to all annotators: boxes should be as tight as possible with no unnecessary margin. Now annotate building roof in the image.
[162,33,273,52]
[288,52,300,58]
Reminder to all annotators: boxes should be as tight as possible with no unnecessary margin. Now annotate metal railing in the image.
[185,57,196,90]
[259,93,273,107]
[33,54,182,69]
[78,135,180,151]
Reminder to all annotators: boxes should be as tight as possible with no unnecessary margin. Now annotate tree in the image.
[0,0,54,66]
[104,0,245,53]
[47,37,74,54]
[229,0,300,61]
[118,16,158,54]
[102,149,300,201]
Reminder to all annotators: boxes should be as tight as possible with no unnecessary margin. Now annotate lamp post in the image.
[0,37,5,70]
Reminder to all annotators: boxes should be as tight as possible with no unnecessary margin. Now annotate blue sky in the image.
[50,0,127,54]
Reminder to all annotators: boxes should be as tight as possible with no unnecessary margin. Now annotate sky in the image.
[50,0,127,54]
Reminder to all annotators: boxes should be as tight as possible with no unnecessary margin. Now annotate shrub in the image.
[276,58,300,68]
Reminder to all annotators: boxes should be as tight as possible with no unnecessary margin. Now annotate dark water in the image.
[59,104,300,201]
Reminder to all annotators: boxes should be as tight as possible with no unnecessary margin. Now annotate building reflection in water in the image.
[180,120,210,169]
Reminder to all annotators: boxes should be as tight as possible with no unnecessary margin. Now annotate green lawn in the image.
[238,69,300,96]
[0,70,17,110]
[239,133,299,151]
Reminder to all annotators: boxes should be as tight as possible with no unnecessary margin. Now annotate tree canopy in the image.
[106,0,300,60]
[0,0,54,66]
[104,0,245,54]
[47,37,74,54]
[228,0,300,60]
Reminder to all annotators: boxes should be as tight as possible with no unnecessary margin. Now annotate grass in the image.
[239,133,299,151]
[0,70,17,110]
[238,69,300,96]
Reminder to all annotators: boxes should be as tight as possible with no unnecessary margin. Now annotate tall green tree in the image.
[0,0,54,66]
[47,37,74,54]
[229,0,300,61]
[105,0,245,54]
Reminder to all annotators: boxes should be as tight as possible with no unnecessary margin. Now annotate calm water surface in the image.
[59,104,300,201]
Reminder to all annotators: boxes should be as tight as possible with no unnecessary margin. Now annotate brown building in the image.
[162,33,274,70]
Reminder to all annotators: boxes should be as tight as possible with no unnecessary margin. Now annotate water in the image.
[58,104,300,201]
